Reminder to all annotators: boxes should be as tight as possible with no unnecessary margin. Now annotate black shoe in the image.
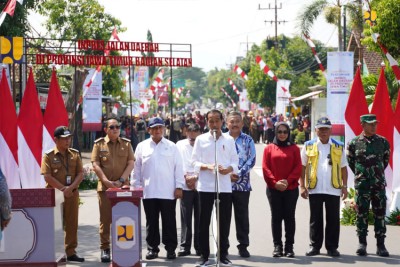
[273,245,283,257]
[220,257,232,266]
[167,250,176,259]
[305,247,320,256]
[376,244,389,257]
[67,254,85,262]
[238,247,250,258]
[327,249,340,257]
[195,250,202,256]
[178,249,191,257]
[284,246,295,258]
[100,249,110,263]
[146,250,158,260]
[196,257,210,266]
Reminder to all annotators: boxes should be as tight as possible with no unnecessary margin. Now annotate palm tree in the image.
[297,0,343,49]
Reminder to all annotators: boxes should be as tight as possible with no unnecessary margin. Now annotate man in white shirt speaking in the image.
[133,117,185,260]
[192,109,239,266]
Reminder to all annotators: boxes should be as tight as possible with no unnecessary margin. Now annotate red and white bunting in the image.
[233,65,248,80]
[255,55,278,82]
[303,34,326,75]
[0,0,24,28]
[372,33,400,84]
[150,68,165,92]
[82,28,120,99]
[220,87,236,107]
[227,78,240,96]
[174,87,184,102]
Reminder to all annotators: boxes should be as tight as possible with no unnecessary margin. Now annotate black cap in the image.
[54,126,72,138]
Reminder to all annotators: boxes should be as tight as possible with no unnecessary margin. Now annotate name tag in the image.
[117,192,132,197]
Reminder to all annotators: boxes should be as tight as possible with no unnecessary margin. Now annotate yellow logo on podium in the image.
[117,225,134,242]
[0,36,23,64]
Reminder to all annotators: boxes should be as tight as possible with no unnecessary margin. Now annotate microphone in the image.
[212,129,217,140]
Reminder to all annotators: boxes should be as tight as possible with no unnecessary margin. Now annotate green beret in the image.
[360,114,378,123]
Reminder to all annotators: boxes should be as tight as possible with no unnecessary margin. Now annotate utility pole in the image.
[240,36,255,54]
[258,0,287,50]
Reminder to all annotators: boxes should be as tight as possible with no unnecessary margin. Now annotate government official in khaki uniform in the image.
[41,126,84,263]
[91,118,135,263]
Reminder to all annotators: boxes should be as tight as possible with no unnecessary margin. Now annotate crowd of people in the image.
[1,109,392,266]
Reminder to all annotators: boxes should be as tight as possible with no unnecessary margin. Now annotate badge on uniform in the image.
[66,175,72,185]
[102,157,107,162]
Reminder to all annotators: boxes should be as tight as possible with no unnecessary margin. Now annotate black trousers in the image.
[308,194,340,250]
[232,191,250,249]
[266,187,299,247]
[143,198,177,252]
[199,192,232,259]
[179,190,200,251]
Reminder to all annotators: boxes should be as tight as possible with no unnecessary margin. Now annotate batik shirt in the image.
[229,132,256,191]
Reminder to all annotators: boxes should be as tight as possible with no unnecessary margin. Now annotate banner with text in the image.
[133,66,150,114]
[327,52,353,126]
[275,79,291,116]
[83,68,102,131]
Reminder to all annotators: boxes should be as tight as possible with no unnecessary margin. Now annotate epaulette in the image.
[121,137,131,142]
[69,148,79,153]
[94,137,105,143]
[45,149,55,155]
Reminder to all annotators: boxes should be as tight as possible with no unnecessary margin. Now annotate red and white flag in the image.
[150,68,164,92]
[392,89,400,193]
[18,69,44,188]
[371,66,394,197]
[344,66,369,188]
[43,69,69,154]
[0,0,23,27]
[255,55,278,81]
[233,65,248,80]
[0,68,20,188]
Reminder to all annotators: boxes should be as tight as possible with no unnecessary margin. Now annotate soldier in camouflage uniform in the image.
[346,114,390,257]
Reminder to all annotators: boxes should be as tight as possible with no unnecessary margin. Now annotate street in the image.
[70,143,400,266]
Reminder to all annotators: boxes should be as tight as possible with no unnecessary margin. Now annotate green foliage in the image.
[0,0,40,36]
[79,164,98,190]
[385,208,400,225]
[293,129,305,144]
[341,189,375,226]
[363,0,400,58]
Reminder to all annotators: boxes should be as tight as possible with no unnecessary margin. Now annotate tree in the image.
[37,0,124,140]
[362,0,400,58]
[0,0,41,36]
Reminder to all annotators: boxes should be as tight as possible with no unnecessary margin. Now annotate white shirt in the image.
[176,139,196,191]
[301,138,348,196]
[192,132,239,193]
[134,137,185,199]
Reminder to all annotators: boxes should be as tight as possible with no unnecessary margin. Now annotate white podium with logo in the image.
[106,188,144,267]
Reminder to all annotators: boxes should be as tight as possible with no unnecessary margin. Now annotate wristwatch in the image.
[119,178,125,183]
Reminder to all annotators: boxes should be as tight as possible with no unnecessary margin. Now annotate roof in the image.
[291,90,323,102]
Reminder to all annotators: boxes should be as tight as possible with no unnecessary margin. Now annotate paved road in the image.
[70,144,400,266]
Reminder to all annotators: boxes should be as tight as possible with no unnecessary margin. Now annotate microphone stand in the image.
[212,129,220,267]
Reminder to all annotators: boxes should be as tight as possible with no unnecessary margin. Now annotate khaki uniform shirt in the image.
[41,147,83,188]
[91,136,135,191]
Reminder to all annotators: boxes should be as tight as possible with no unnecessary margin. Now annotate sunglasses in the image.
[108,125,121,130]
[277,130,288,134]
[327,154,332,165]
